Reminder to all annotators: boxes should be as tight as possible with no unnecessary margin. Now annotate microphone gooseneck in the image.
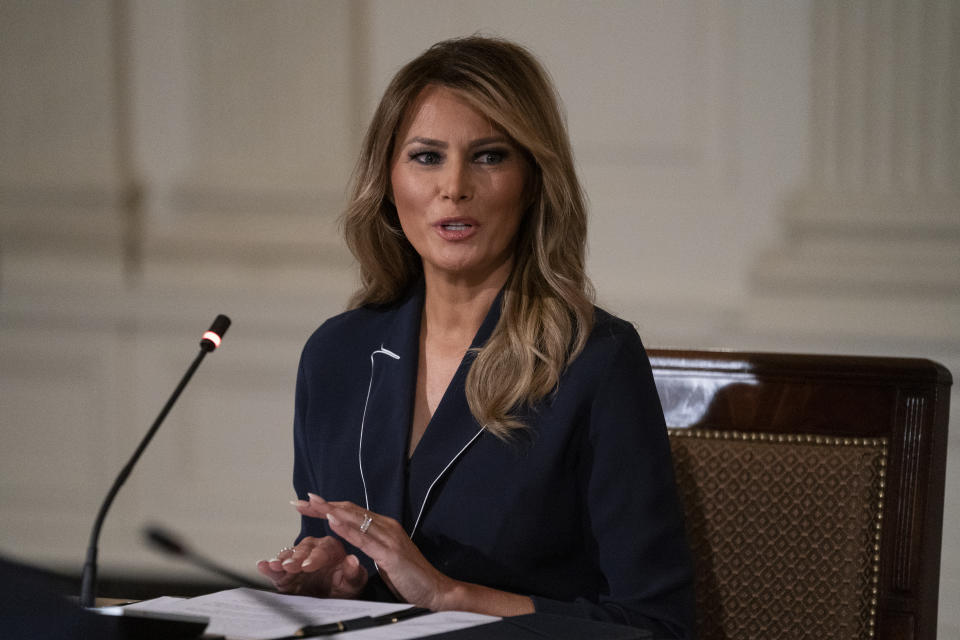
[79,315,231,608]
[143,525,265,590]
[143,524,313,627]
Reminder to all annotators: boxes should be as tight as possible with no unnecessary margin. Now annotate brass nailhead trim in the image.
[667,428,886,449]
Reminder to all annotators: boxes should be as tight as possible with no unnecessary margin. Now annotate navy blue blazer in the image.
[292,284,695,638]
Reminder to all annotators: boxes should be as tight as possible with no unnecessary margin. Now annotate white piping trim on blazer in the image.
[358,345,400,513]
[410,425,485,538]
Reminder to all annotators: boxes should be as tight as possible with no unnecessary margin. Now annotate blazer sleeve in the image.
[291,340,340,545]
[529,329,695,639]
[292,347,322,540]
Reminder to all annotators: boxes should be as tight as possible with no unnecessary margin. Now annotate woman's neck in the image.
[408,264,509,457]
[421,263,510,344]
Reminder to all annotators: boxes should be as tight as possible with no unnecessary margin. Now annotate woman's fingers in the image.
[256,559,304,593]
[280,546,308,574]
[292,497,405,565]
[321,503,451,609]
[293,494,367,520]
[257,530,370,599]
[291,500,320,518]
[299,536,346,573]
[325,506,396,561]
[289,497,450,608]
[329,554,368,598]
[300,536,347,572]
[260,536,346,576]
[256,560,284,581]
[323,511,401,597]
[291,496,446,603]
[343,554,367,586]
[264,544,297,573]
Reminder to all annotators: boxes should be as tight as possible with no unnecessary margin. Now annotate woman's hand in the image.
[293,494,455,610]
[256,534,368,598]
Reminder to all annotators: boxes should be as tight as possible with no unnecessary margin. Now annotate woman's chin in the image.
[424,255,514,287]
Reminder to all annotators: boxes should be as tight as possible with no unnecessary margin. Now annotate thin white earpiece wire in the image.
[358,346,400,511]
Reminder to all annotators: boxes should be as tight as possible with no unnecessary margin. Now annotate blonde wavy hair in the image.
[343,36,594,439]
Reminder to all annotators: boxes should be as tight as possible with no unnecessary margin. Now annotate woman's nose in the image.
[439,160,472,201]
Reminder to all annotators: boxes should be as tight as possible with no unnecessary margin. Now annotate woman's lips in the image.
[434,218,478,241]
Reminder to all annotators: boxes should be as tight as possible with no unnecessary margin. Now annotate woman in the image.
[257,36,694,638]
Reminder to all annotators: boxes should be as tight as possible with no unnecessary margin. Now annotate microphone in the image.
[143,525,314,628]
[79,315,232,608]
[144,525,264,589]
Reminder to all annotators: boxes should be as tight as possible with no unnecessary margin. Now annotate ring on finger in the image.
[360,513,373,534]
[279,546,294,554]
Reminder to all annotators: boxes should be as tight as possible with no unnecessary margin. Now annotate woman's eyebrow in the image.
[400,135,511,149]
[468,136,511,148]
[402,136,447,149]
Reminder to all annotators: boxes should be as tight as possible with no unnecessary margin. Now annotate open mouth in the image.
[441,223,472,231]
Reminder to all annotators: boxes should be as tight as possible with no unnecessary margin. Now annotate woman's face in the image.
[390,85,529,286]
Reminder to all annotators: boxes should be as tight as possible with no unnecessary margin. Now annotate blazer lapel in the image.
[406,289,504,536]
[358,283,423,523]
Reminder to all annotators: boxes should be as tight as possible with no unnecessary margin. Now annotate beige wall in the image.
[1,1,957,635]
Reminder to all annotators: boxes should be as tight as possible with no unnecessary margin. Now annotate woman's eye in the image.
[411,151,442,165]
[475,150,506,164]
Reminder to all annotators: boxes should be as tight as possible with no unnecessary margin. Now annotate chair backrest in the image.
[649,350,951,640]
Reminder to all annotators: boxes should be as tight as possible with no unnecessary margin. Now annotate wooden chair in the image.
[649,350,951,640]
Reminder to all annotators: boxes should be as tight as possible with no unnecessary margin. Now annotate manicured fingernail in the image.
[282,558,295,566]
[302,558,313,568]
[290,500,308,507]
[307,493,324,502]
[327,514,339,525]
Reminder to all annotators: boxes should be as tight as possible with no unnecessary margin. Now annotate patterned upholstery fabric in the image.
[668,429,887,640]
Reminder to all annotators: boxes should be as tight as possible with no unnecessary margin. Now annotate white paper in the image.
[124,588,498,640]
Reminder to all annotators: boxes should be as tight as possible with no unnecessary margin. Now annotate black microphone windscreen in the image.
[145,526,187,556]
[208,314,231,338]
